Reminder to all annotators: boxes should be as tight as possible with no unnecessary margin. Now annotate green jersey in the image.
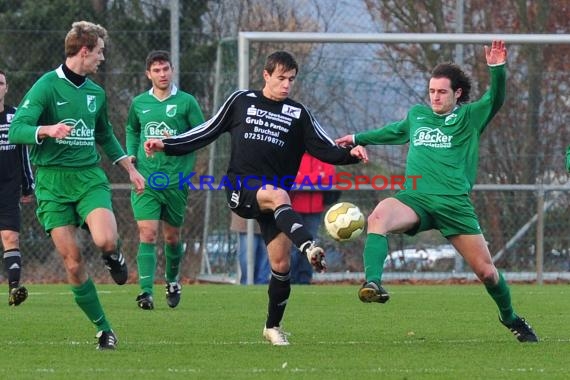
[125,85,204,187]
[356,64,506,195]
[8,66,126,167]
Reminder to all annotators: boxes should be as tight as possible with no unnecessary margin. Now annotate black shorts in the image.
[0,201,21,232]
[225,178,281,245]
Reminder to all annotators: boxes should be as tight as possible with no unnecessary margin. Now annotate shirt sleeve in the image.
[355,117,411,146]
[8,82,49,145]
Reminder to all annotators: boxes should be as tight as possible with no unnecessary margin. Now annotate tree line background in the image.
[0,0,569,283]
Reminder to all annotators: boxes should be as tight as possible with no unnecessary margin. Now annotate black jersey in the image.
[0,105,34,198]
[163,90,358,187]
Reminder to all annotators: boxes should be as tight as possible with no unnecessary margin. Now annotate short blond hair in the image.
[64,21,108,57]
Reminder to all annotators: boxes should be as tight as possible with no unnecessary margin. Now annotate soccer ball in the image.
[324,202,365,242]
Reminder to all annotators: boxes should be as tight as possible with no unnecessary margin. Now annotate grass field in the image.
[1,283,568,379]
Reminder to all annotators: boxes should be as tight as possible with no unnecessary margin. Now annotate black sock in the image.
[274,204,313,249]
[3,249,22,289]
[265,270,291,328]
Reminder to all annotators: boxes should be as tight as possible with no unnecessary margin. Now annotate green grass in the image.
[1,284,568,379]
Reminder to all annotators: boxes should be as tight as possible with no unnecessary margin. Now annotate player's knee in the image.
[367,209,388,232]
[477,266,498,285]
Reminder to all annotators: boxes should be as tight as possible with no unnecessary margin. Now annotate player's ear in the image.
[455,88,462,100]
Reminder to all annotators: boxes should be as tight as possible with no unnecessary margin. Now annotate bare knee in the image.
[62,254,86,283]
[476,266,498,286]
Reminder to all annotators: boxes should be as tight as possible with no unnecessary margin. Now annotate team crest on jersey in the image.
[87,95,96,112]
[282,104,301,119]
[444,113,458,126]
[166,104,177,117]
[7,114,13,122]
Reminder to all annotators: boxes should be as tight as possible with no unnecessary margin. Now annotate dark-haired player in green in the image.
[126,50,204,310]
[8,21,145,350]
[337,40,538,343]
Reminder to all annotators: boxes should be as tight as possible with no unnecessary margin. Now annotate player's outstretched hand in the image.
[485,40,507,65]
[335,134,354,148]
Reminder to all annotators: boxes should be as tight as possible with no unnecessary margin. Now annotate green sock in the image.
[72,278,111,332]
[165,242,183,283]
[485,272,516,323]
[363,233,389,283]
[137,242,156,294]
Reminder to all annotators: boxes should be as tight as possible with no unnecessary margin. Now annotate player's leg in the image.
[133,219,159,310]
[449,234,538,342]
[79,170,127,285]
[256,187,326,272]
[1,197,28,306]
[262,231,292,345]
[291,212,321,284]
[85,208,128,286]
[163,222,183,308]
[161,188,187,307]
[359,196,419,303]
[51,225,116,348]
[130,189,163,309]
[36,167,117,349]
[2,229,28,306]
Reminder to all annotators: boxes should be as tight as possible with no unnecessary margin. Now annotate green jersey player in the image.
[125,50,204,310]
[8,21,145,350]
[337,40,538,343]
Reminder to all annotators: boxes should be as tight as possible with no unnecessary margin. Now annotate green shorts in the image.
[130,187,188,227]
[394,191,482,237]
[35,166,112,232]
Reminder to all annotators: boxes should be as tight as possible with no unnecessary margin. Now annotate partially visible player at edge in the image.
[8,21,145,350]
[336,40,538,343]
[0,69,34,306]
[126,50,205,311]
[144,51,368,345]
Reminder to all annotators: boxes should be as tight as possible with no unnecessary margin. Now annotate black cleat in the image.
[165,282,181,308]
[103,252,128,285]
[9,286,28,306]
[358,281,390,303]
[136,292,154,310]
[500,315,539,343]
[96,330,118,350]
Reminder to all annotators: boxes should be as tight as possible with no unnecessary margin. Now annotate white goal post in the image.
[235,32,570,285]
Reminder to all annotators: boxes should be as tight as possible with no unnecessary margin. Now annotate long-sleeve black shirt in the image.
[163,90,359,188]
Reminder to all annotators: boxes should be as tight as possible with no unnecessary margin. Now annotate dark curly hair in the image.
[431,62,472,103]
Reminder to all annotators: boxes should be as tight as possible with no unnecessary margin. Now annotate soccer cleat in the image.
[500,315,539,343]
[263,326,290,346]
[165,282,181,308]
[303,242,327,272]
[136,292,154,310]
[96,330,117,350]
[102,252,128,285]
[358,281,390,303]
[8,286,28,306]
